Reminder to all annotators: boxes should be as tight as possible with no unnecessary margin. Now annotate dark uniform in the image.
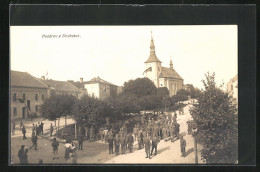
[78,133,84,150]
[180,137,186,157]
[127,133,134,153]
[144,136,151,159]
[22,125,26,140]
[114,136,120,156]
[107,135,114,154]
[151,135,160,156]
[175,122,180,139]
[137,130,143,150]
[18,145,26,164]
[29,133,38,150]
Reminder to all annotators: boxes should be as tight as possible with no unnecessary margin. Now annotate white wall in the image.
[84,83,100,98]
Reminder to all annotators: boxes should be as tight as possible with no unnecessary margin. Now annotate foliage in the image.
[122,78,157,97]
[190,72,238,163]
[40,94,76,121]
[157,87,170,98]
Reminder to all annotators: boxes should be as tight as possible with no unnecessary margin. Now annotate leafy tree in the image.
[123,78,157,97]
[73,95,111,127]
[157,87,170,98]
[190,72,238,163]
[40,94,76,130]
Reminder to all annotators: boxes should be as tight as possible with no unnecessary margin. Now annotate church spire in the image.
[145,30,161,63]
[170,57,173,69]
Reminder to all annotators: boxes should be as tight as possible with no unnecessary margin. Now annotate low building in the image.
[40,77,82,98]
[227,74,238,104]
[10,70,49,119]
[67,78,88,98]
[83,76,118,100]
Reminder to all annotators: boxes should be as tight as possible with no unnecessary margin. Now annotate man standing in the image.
[144,134,151,159]
[35,124,39,136]
[107,134,114,154]
[119,128,126,154]
[180,136,186,157]
[133,125,138,141]
[137,130,143,150]
[22,125,26,140]
[32,123,35,134]
[127,133,134,153]
[78,132,84,150]
[175,122,180,139]
[103,127,108,143]
[114,134,120,156]
[18,145,26,164]
[151,133,160,156]
[99,127,103,141]
[50,123,53,137]
[40,122,44,134]
[52,137,59,159]
[29,132,38,150]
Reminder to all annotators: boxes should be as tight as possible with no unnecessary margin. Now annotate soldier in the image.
[119,128,126,154]
[114,134,120,156]
[174,111,177,119]
[29,132,38,150]
[51,137,59,159]
[40,122,44,134]
[103,127,109,143]
[127,133,134,153]
[180,136,186,157]
[137,129,143,150]
[89,126,94,142]
[144,134,151,159]
[133,125,138,141]
[99,127,104,141]
[78,132,84,150]
[35,124,39,136]
[151,133,160,156]
[172,115,177,123]
[175,122,180,139]
[50,123,53,137]
[18,145,26,164]
[22,125,26,140]
[32,123,35,134]
[107,134,114,154]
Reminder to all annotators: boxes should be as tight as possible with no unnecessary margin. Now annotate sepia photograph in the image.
[10,25,238,165]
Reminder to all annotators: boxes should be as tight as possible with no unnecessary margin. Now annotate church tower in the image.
[144,31,162,87]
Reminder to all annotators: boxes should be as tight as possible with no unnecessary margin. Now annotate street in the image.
[11,103,204,164]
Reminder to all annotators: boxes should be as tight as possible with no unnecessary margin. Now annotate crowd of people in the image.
[15,107,188,164]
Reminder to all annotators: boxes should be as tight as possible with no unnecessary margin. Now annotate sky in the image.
[10,25,237,89]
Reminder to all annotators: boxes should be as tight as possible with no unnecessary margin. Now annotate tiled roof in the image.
[68,81,85,89]
[159,67,183,80]
[84,77,116,86]
[41,79,81,92]
[145,54,162,63]
[11,70,48,88]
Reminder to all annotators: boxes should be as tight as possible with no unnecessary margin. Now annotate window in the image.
[13,93,17,101]
[35,94,38,101]
[35,105,38,112]
[42,94,44,100]
[13,107,17,116]
[22,93,26,100]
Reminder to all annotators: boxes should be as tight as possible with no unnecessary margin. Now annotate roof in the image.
[10,70,48,89]
[84,77,117,86]
[159,67,183,80]
[68,81,85,89]
[41,79,81,92]
[227,74,238,85]
[145,53,162,63]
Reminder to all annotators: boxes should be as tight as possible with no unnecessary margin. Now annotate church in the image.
[144,32,184,97]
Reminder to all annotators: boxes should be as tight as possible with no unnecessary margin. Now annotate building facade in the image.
[227,74,238,104]
[10,71,49,119]
[84,77,118,100]
[144,32,184,97]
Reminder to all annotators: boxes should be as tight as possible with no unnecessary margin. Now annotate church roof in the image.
[84,77,117,86]
[41,79,81,92]
[145,54,162,63]
[159,67,183,80]
[11,70,48,89]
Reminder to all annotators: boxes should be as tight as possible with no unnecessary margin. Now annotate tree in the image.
[157,87,169,98]
[40,94,76,130]
[123,78,157,97]
[190,72,238,163]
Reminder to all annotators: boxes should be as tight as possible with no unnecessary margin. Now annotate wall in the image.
[10,87,48,119]
[84,83,100,98]
[145,62,161,87]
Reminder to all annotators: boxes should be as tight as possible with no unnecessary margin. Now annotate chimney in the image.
[41,76,45,80]
[80,78,83,83]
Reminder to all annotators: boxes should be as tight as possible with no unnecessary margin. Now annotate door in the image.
[22,107,26,119]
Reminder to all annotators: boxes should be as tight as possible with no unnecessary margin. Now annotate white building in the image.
[143,32,184,97]
[227,74,238,104]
